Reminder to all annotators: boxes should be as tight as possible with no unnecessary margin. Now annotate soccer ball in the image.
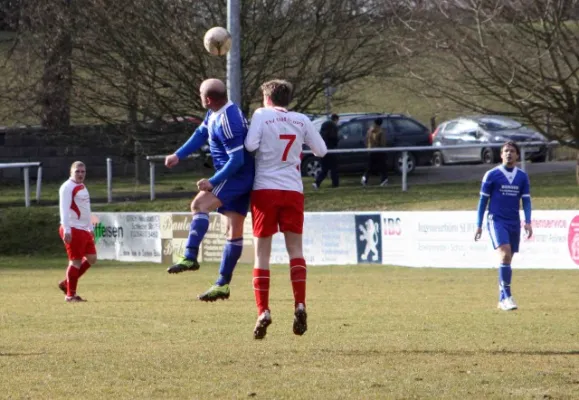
[203,27,232,56]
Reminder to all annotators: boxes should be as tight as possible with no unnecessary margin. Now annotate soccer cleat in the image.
[197,284,230,302]
[167,257,200,274]
[380,179,389,187]
[361,176,367,187]
[58,280,67,294]
[253,310,272,340]
[497,296,518,311]
[293,303,308,336]
[65,295,87,303]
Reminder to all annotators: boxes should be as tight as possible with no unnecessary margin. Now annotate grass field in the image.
[2,257,579,399]
[1,169,576,212]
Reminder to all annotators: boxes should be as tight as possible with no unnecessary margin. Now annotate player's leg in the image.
[168,191,222,274]
[250,189,279,339]
[253,236,274,339]
[279,191,307,335]
[197,210,245,302]
[62,228,88,302]
[489,219,517,310]
[197,181,251,300]
[79,233,98,279]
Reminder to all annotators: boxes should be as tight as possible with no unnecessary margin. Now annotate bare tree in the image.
[1,0,419,124]
[406,0,579,149]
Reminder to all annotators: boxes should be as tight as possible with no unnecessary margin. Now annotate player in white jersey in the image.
[58,161,97,302]
[244,79,327,339]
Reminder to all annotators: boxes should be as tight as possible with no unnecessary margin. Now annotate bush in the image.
[0,207,63,255]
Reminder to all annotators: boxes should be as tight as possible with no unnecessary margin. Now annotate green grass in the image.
[2,257,579,399]
[3,170,574,212]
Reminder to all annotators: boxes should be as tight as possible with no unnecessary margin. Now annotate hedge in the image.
[0,207,63,255]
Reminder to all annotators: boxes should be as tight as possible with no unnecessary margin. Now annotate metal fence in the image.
[141,141,551,198]
[0,161,43,207]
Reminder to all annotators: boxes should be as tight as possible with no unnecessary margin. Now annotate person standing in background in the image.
[313,113,340,189]
[361,118,388,187]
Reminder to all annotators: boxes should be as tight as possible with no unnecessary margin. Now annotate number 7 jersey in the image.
[245,107,328,192]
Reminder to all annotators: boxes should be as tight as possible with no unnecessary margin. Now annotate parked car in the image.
[431,115,550,167]
[302,113,433,177]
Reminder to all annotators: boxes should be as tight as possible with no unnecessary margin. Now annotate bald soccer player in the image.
[164,79,255,302]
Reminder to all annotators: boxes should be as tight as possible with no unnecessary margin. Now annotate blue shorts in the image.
[212,178,252,217]
[487,218,521,253]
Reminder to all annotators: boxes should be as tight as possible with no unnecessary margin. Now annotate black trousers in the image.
[363,153,388,182]
[315,154,339,187]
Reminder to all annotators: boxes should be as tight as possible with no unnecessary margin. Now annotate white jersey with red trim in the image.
[245,107,327,192]
[59,179,92,233]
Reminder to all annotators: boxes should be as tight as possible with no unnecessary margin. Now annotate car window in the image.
[389,118,427,135]
[477,117,522,131]
[339,121,365,139]
[442,121,459,134]
[455,120,479,133]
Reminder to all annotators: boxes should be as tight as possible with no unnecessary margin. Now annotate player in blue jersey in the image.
[474,141,533,311]
[164,78,255,302]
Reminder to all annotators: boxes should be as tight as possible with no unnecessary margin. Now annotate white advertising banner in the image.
[270,212,358,265]
[93,213,162,262]
[379,211,579,269]
[92,210,579,269]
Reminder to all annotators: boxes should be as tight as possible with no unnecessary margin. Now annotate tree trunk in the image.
[40,3,72,130]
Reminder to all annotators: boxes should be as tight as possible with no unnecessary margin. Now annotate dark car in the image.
[431,115,550,167]
[302,113,433,177]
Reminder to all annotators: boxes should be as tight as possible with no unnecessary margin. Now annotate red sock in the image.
[66,265,80,297]
[253,268,270,315]
[290,258,307,308]
[79,259,91,278]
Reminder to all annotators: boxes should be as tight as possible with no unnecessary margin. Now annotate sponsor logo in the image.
[569,215,579,265]
[383,217,402,236]
[355,214,382,264]
[91,214,123,243]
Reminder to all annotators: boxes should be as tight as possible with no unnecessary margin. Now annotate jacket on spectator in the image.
[320,120,339,150]
[366,125,386,148]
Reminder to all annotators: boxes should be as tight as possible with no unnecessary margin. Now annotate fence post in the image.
[106,157,113,203]
[520,147,526,171]
[23,167,30,207]
[35,165,43,203]
[149,161,156,201]
[401,151,408,192]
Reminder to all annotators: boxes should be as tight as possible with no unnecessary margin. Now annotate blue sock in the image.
[184,213,209,260]
[215,238,243,286]
[498,264,512,300]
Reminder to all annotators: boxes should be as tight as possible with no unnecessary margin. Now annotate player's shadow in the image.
[0,352,46,357]
[320,348,579,357]
[399,349,579,356]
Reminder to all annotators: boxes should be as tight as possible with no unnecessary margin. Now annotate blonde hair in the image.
[70,161,86,171]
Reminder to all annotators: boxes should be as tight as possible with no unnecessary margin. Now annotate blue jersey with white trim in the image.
[204,101,254,181]
[480,165,530,223]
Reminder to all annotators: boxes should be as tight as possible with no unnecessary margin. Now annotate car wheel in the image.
[432,151,445,167]
[395,152,416,174]
[481,148,495,164]
[301,156,322,178]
